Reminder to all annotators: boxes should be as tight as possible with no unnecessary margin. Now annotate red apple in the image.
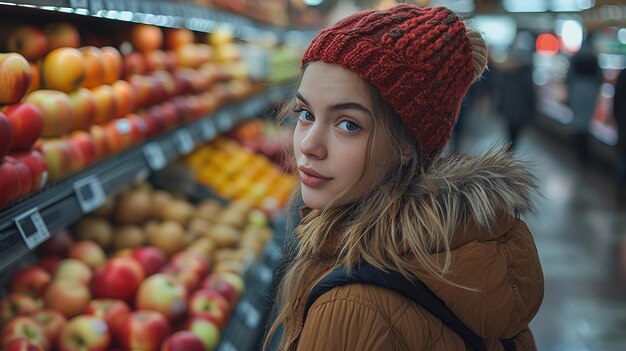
[53,258,92,285]
[42,47,86,93]
[90,84,117,125]
[68,130,97,168]
[143,50,167,72]
[135,273,187,321]
[8,266,51,297]
[0,293,43,327]
[25,90,73,137]
[39,138,73,182]
[161,265,201,293]
[68,240,106,270]
[7,26,48,61]
[164,28,194,50]
[102,119,131,153]
[80,46,105,88]
[68,87,96,131]
[100,47,122,85]
[38,256,62,275]
[27,62,41,95]
[89,257,145,304]
[3,338,45,351]
[2,103,44,151]
[188,288,230,329]
[201,272,244,308]
[117,310,170,351]
[161,331,204,351]
[130,246,167,276]
[10,150,48,192]
[4,156,32,198]
[84,299,130,341]
[43,280,91,318]
[59,315,110,351]
[185,317,221,351]
[111,80,135,118]
[169,251,209,281]
[88,124,110,159]
[44,22,80,50]
[126,114,149,143]
[0,161,20,207]
[122,52,145,78]
[0,317,48,351]
[130,24,163,52]
[30,309,67,347]
[37,229,73,257]
[0,112,13,159]
[0,53,32,105]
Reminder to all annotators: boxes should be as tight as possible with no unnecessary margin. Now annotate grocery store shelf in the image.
[0,85,292,274]
[4,0,318,44]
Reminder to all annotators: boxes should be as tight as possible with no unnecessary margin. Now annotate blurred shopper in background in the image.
[264,5,544,351]
[566,38,603,165]
[493,31,537,151]
[613,67,626,205]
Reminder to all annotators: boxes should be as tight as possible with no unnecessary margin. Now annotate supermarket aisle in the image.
[455,105,626,351]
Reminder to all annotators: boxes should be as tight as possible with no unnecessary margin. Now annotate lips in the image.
[298,166,332,187]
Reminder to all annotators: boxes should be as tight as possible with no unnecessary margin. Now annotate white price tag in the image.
[216,112,233,132]
[201,120,218,141]
[73,175,107,214]
[143,143,167,170]
[174,130,195,155]
[256,265,273,285]
[14,208,50,250]
[217,342,239,351]
[237,300,260,329]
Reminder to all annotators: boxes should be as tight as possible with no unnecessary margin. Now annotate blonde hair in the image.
[264,25,488,351]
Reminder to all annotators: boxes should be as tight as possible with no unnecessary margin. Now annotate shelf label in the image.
[236,299,260,329]
[14,208,50,250]
[73,175,107,214]
[143,143,167,171]
[200,120,218,141]
[216,111,233,132]
[173,130,195,155]
[256,265,273,285]
[217,342,238,351]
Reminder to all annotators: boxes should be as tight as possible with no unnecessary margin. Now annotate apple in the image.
[130,24,163,52]
[164,51,178,72]
[42,48,86,92]
[135,273,187,320]
[30,309,67,347]
[37,229,73,257]
[170,96,193,123]
[27,62,41,94]
[145,75,167,106]
[88,125,110,159]
[38,256,62,275]
[89,257,145,304]
[202,272,244,306]
[80,46,105,88]
[39,138,73,181]
[175,43,202,69]
[185,317,221,351]
[53,258,92,285]
[7,26,48,62]
[43,280,91,318]
[172,69,194,96]
[8,266,51,297]
[110,80,135,119]
[130,246,167,276]
[44,22,80,50]
[59,315,110,351]
[103,119,132,153]
[68,241,106,270]
[90,84,117,125]
[117,310,170,351]
[161,265,201,293]
[156,101,181,130]
[187,288,230,329]
[84,299,130,341]
[3,338,45,351]
[25,90,73,137]
[4,156,32,198]
[164,28,194,50]
[2,103,44,150]
[126,114,149,143]
[0,317,48,351]
[122,52,146,78]
[68,130,97,167]
[161,331,204,351]
[0,293,43,326]
[169,251,209,281]
[68,87,96,131]
[100,47,122,85]
[0,53,32,105]
[143,50,167,72]
[0,161,20,207]
[0,112,13,159]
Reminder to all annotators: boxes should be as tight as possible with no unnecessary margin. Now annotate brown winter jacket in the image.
[288,150,544,351]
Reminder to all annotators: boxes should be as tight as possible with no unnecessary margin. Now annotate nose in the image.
[298,123,327,160]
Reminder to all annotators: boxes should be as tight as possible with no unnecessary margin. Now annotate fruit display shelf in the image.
[4,0,318,45]
[0,85,291,274]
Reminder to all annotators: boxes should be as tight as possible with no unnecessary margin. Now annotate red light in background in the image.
[536,33,560,55]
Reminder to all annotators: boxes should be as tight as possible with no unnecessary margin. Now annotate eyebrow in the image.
[296,92,372,115]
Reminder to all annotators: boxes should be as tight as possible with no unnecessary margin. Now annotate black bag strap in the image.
[303,263,516,351]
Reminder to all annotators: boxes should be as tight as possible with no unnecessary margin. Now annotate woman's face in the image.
[293,62,395,210]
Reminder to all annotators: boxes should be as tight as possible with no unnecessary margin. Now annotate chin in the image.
[301,189,328,210]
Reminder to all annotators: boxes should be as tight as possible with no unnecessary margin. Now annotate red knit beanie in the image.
[302,5,485,161]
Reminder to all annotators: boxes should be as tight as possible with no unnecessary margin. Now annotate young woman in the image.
[266,4,544,351]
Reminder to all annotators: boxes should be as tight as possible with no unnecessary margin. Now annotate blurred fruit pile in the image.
[228,119,294,172]
[0,21,258,207]
[0,183,273,350]
[185,136,297,214]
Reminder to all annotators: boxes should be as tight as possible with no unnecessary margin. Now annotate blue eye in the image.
[294,108,314,122]
[337,119,360,132]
